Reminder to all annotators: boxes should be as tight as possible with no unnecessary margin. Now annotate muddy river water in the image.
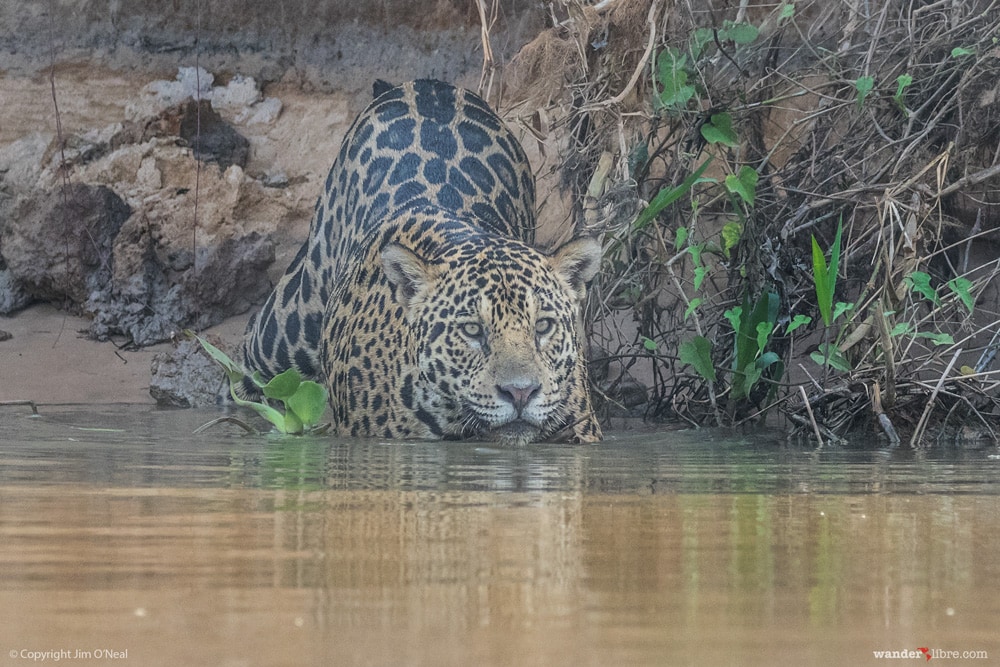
[1,405,999,666]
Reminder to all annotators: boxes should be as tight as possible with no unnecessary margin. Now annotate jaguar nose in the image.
[496,381,541,415]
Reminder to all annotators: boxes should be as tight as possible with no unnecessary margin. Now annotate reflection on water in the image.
[1,406,999,666]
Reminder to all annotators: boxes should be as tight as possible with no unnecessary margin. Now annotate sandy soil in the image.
[0,304,247,405]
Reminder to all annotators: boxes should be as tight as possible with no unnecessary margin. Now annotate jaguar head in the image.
[382,235,601,445]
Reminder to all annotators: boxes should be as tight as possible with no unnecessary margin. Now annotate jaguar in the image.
[238,79,602,444]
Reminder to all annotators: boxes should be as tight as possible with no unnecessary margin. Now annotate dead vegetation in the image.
[484,0,1000,446]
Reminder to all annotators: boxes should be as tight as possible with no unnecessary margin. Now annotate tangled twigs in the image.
[475,0,499,100]
[579,0,660,111]
[501,0,1000,442]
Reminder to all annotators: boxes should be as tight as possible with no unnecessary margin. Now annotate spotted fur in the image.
[240,79,601,444]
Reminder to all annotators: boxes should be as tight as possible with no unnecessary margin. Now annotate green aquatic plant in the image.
[809,219,853,372]
[190,332,329,435]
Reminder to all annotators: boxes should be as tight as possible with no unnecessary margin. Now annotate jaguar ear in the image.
[382,243,433,309]
[550,236,602,302]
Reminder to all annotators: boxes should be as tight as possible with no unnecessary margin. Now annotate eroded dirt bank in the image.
[0,3,559,405]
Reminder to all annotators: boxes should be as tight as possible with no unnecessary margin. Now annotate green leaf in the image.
[812,236,832,327]
[282,410,304,435]
[628,142,649,178]
[262,368,303,401]
[724,166,758,207]
[684,297,703,321]
[286,381,329,427]
[721,221,743,258]
[947,276,975,313]
[690,28,714,59]
[231,389,291,433]
[755,321,773,356]
[914,331,955,346]
[951,46,974,58]
[191,333,245,384]
[832,301,854,322]
[250,371,268,389]
[693,265,708,291]
[642,337,658,352]
[779,3,796,20]
[905,271,940,305]
[757,351,781,370]
[656,48,695,108]
[687,243,704,267]
[633,158,714,230]
[723,306,743,333]
[786,314,812,335]
[701,112,739,147]
[741,362,763,397]
[889,322,911,336]
[726,22,759,45]
[675,225,689,250]
[854,76,874,109]
[811,220,842,327]
[893,73,913,111]
[679,336,716,382]
[810,343,851,371]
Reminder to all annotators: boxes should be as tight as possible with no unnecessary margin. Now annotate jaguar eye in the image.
[535,317,555,336]
[459,322,484,339]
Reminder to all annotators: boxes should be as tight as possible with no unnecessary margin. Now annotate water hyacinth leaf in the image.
[281,410,304,436]
[951,46,974,58]
[286,381,329,427]
[679,336,716,382]
[947,277,974,313]
[191,332,244,383]
[701,112,738,147]
[262,368,303,401]
[779,3,795,20]
[642,337,658,352]
[222,383,289,433]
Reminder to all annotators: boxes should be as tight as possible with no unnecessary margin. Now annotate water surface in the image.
[1,405,999,666]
